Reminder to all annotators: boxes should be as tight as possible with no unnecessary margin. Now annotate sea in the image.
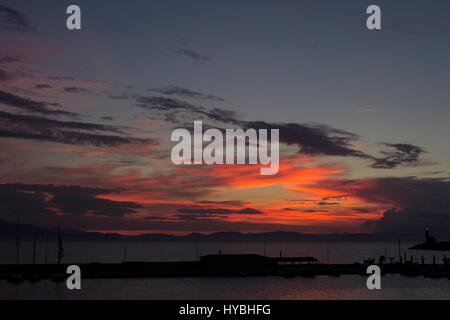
[0,241,449,299]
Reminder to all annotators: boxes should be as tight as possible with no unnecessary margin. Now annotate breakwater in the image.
[1,254,449,280]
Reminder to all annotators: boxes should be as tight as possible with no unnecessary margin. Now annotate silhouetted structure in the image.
[410,228,450,251]
[200,254,272,274]
[270,257,319,265]
[200,254,318,274]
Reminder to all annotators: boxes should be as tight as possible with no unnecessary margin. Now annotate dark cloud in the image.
[283,208,328,213]
[372,143,426,169]
[136,95,239,124]
[243,122,427,169]
[244,121,368,158]
[63,87,90,94]
[137,97,379,162]
[177,207,263,215]
[317,201,339,205]
[0,55,20,64]
[0,89,77,117]
[48,76,75,81]
[322,194,350,201]
[0,183,141,218]
[148,86,224,102]
[0,69,13,81]
[353,208,371,214]
[34,84,52,89]
[174,48,211,61]
[174,214,221,221]
[136,96,198,112]
[0,111,154,147]
[48,76,108,85]
[0,5,34,33]
[177,206,263,217]
[195,200,248,207]
[325,176,450,237]
[136,94,426,169]
[108,94,130,100]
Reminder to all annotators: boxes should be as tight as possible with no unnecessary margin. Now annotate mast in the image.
[326,242,330,264]
[16,211,20,265]
[44,234,48,264]
[57,223,64,264]
[195,242,198,261]
[123,241,127,262]
[32,232,36,265]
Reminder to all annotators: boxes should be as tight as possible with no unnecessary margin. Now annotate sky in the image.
[1,0,450,237]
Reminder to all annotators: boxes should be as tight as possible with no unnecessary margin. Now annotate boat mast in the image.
[326,242,330,264]
[16,211,20,265]
[44,234,48,264]
[32,232,36,265]
[57,223,64,264]
[123,241,127,262]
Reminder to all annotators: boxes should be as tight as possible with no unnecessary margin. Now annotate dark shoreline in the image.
[1,260,450,280]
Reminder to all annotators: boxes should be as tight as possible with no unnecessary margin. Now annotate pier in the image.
[1,254,449,281]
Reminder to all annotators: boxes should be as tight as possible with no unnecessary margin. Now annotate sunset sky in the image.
[1,0,450,237]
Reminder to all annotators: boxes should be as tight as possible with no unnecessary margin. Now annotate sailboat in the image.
[50,224,66,283]
[7,211,24,284]
[26,233,41,283]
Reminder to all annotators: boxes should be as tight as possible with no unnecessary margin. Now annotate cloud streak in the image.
[0,111,155,147]
[0,89,77,117]
[148,86,224,102]
[0,5,34,33]
[173,48,211,61]
[0,183,141,218]
[134,94,427,169]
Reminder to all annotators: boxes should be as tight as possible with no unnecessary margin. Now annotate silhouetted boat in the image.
[400,267,420,277]
[50,273,66,282]
[7,273,24,284]
[8,211,24,284]
[299,268,316,278]
[327,266,341,277]
[423,269,442,279]
[281,268,296,278]
[26,273,41,283]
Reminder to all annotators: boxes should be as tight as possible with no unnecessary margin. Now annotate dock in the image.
[1,254,450,280]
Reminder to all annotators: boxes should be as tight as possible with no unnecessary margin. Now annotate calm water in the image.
[0,275,449,300]
[1,241,449,300]
[1,241,449,265]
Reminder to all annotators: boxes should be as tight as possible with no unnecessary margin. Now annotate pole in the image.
[123,241,127,262]
[326,242,329,265]
[16,211,20,265]
[32,232,36,265]
[195,242,198,261]
[44,234,48,264]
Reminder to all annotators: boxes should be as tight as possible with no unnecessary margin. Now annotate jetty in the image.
[1,253,449,281]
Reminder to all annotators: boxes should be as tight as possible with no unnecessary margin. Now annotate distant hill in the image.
[0,219,421,242]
